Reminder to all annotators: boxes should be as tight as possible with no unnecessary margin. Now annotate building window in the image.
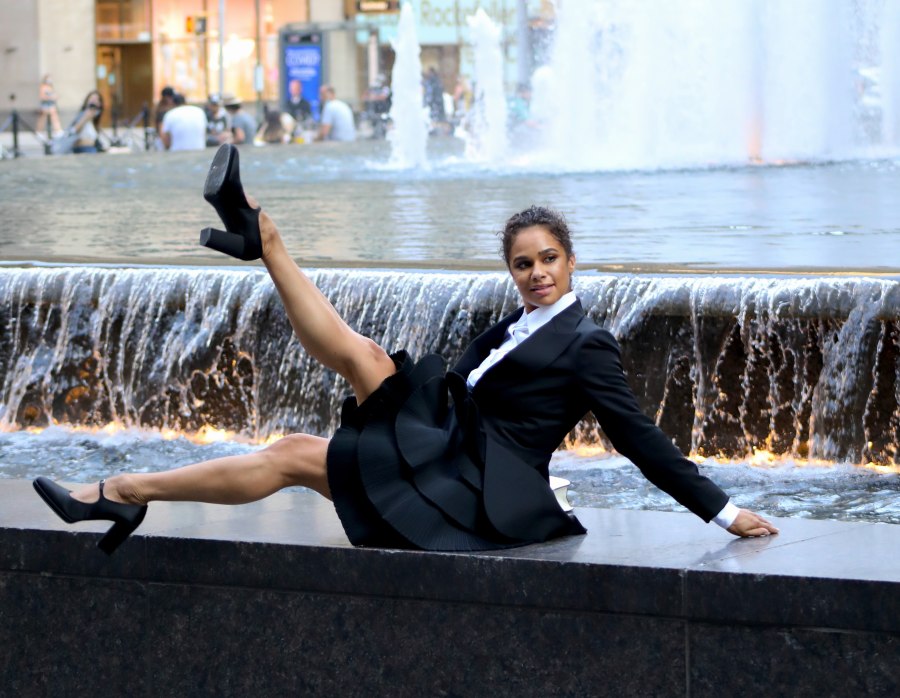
[96,0,152,42]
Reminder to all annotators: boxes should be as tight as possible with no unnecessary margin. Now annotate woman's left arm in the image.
[576,329,778,537]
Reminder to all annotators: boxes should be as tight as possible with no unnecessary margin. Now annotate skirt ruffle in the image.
[326,351,584,551]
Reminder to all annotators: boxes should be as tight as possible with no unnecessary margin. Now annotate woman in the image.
[36,74,62,136]
[34,145,778,554]
[71,90,104,154]
[255,107,296,145]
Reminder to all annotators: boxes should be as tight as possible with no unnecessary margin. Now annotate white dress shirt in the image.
[467,291,578,388]
[465,291,739,529]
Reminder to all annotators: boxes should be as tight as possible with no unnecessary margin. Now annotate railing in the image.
[1,94,153,158]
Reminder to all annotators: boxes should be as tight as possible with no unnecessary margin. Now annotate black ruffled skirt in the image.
[325,351,585,551]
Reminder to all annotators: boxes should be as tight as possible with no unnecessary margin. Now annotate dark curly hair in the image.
[499,206,575,265]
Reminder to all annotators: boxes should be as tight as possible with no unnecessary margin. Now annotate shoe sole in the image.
[203,144,235,202]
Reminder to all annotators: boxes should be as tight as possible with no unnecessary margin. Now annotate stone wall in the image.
[1,480,897,695]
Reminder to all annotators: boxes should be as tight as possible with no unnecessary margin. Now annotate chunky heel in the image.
[98,517,144,555]
[200,227,252,260]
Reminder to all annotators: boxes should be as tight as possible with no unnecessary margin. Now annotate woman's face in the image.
[507,225,575,312]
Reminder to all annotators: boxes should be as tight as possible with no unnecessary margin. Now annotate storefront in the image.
[94,0,310,124]
[10,1,552,129]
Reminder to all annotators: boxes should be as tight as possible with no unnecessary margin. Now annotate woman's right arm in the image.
[71,109,94,133]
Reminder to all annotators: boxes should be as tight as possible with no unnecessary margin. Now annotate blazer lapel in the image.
[500,299,584,375]
[457,299,586,389]
[452,308,523,377]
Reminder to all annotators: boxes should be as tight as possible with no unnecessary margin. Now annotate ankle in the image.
[105,475,147,506]
[257,210,285,262]
[261,230,287,263]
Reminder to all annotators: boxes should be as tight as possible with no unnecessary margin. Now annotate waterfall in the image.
[1,267,898,464]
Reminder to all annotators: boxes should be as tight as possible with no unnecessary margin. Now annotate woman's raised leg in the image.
[71,432,331,505]
[253,196,396,404]
[68,201,388,508]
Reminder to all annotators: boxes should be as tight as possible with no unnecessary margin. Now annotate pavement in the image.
[0,123,151,159]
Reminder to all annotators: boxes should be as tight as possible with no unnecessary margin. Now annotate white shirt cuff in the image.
[712,500,740,529]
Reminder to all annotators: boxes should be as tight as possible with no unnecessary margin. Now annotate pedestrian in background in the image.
[205,93,232,147]
[316,85,356,142]
[224,95,257,145]
[160,93,207,151]
[71,90,104,154]
[154,86,176,134]
[36,74,62,136]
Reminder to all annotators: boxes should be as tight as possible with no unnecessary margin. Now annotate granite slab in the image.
[2,479,898,632]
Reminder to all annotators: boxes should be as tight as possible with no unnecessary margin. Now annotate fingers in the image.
[727,509,780,538]
[745,527,773,537]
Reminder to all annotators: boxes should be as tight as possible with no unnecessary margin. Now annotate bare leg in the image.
[253,196,396,403]
[72,199,385,508]
[72,433,330,505]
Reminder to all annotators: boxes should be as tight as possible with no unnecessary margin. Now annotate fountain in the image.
[463,8,508,162]
[0,3,898,526]
[387,2,428,169]
[1,267,897,469]
[533,0,900,169]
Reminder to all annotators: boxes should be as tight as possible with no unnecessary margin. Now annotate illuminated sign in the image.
[357,1,400,12]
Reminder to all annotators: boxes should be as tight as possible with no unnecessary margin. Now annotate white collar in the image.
[511,291,578,336]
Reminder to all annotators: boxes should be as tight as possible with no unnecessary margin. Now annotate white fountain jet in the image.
[387,2,428,169]
[464,8,508,163]
[532,0,897,171]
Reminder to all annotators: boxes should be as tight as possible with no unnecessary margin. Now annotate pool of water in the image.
[2,139,899,271]
[2,428,896,525]
[2,139,899,526]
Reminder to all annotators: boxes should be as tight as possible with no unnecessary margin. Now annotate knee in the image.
[346,335,393,380]
[261,433,327,486]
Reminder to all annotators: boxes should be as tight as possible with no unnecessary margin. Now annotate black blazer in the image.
[450,298,729,541]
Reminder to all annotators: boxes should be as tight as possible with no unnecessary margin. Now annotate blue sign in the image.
[282,34,323,120]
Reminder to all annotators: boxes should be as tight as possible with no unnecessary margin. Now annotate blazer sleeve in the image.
[575,328,729,522]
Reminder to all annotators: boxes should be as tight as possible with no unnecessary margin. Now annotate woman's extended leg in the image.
[254,197,396,403]
[72,433,331,505]
[71,200,383,509]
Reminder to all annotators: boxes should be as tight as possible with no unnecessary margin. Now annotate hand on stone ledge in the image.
[727,509,780,537]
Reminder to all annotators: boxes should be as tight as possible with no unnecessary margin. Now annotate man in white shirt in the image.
[316,85,356,142]
[160,94,208,152]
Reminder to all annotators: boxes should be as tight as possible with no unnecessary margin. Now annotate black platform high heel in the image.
[199,143,262,261]
[32,477,148,555]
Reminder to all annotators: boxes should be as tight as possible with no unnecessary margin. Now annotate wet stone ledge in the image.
[0,479,898,696]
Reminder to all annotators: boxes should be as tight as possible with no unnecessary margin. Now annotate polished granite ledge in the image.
[1,479,898,633]
[3,479,899,696]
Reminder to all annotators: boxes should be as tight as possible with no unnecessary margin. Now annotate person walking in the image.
[36,74,63,136]
[33,144,778,554]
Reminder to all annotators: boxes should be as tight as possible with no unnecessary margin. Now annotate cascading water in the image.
[2,267,897,465]
[535,0,898,169]
[387,2,429,169]
[463,8,508,162]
